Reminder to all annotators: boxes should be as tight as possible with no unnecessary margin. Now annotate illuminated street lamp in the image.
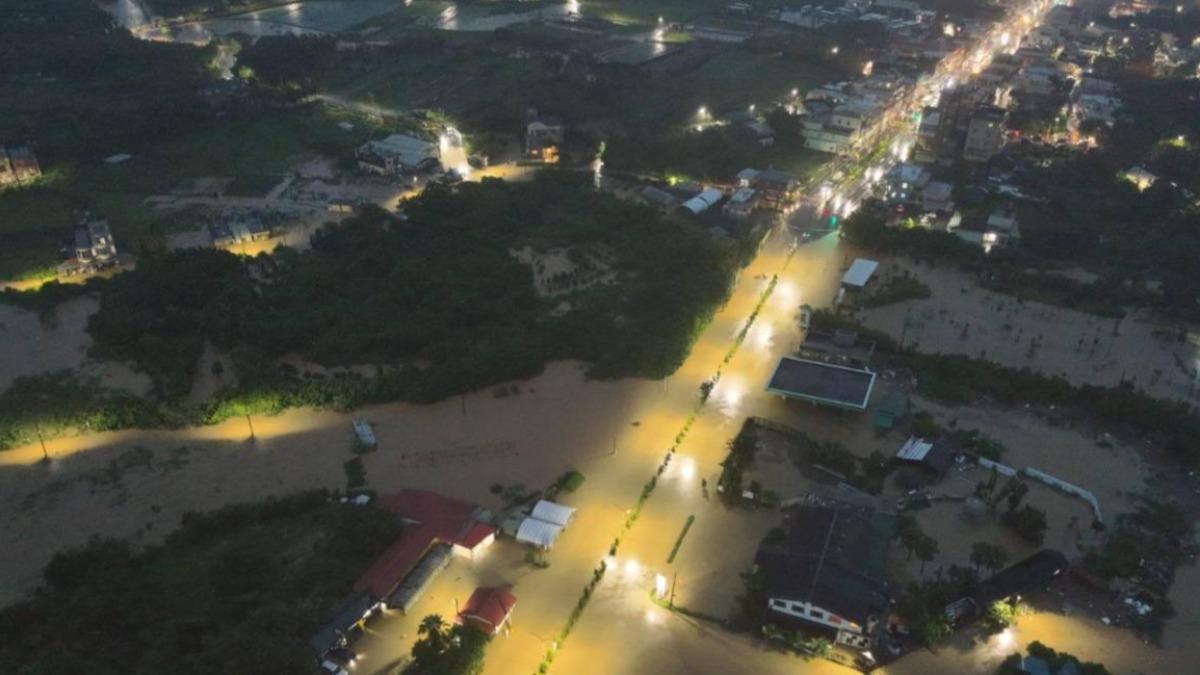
[654,573,668,600]
[830,45,840,55]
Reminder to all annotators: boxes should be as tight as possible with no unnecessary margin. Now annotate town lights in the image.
[697,106,708,118]
[830,45,840,55]
[791,88,799,97]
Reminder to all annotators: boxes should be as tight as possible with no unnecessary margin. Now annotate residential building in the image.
[954,206,1020,252]
[457,587,517,636]
[724,187,759,219]
[525,111,564,161]
[963,105,1008,163]
[58,217,118,277]
[921,180,955,213]
[357,134,440,176]
[747,169,799,211]
[883,163,931,204]
[754,500,894,652]
[895,436,959,477]
[0,145,41,188]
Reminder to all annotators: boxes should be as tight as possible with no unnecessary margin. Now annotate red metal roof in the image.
[458,586,517,635]
[354,490,495,601]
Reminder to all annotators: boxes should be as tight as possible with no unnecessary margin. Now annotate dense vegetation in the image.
[406,615,487,675]
[0,491,403,674]
[995,642,1111,675]
[0,370,176,451]
[0,172,748,448]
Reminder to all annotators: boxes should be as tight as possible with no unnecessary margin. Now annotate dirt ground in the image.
[855,258,1200,403]
[0,298,150,395]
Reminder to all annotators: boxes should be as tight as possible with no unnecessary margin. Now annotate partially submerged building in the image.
[457,586,517,636]
[894,436,958,478]
[353,490,496,613]
[944,549,1070,624]
[766,356,877,412]
[755,500,895,654]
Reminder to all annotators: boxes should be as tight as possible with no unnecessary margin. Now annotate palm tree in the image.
[416,613,449,656]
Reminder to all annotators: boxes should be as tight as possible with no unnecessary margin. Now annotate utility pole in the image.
[35,422,48,462]
[245,413,256,443]
[669,571,677,609]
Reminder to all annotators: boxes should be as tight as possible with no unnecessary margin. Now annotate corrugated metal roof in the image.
[896,436,933,461]
[841,258,879,288]
[516,518,563,549]
[530,500,575,527]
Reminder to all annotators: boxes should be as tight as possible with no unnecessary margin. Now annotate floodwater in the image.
[434,2,572,31]
[190,0,403,38]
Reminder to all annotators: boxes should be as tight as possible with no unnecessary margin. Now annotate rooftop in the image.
[766,357,876,411]
[755,502,894,625]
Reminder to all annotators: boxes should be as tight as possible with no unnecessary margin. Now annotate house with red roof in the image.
[458,587,517,636]
[354,490,496,611]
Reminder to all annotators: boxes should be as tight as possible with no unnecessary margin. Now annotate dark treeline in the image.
[0,491,402,674]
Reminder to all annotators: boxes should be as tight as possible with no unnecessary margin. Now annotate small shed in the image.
[895,436,957,476]
[515,518,564,550]
[841,258,879,289]
[530,500,575,527]
[458,587,517,636]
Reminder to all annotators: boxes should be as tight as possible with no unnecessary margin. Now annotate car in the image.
[319,659,348,675]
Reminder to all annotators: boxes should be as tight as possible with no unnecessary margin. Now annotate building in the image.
[766,357,877,412]
[525,112,564,161]
[209,218,269,248]
[357,134,440,176]
[883,163,930,204]
[723,187,759,219]
[944,549,1069,624]
[921,180,954,213]
[0,145,42,188]
[963,105,1008,163]
[755,500,894,652]
[58,217,118,277]
[458,587,517,636]
[841,258,879,290]
[309,591,376,655]
[1122,166,1157,191]
[955,207,1020,252]
[353,490,496,611]
[680,187,724,215]
[748,169,798,211]
[895,436,958,477]
[511,499,576,550]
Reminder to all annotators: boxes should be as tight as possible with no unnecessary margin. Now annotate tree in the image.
[983,599,1016,630]
[1004,505,1048,545]
[914,532,939,575]
[970,542,1009,575]
[412,614,450,664]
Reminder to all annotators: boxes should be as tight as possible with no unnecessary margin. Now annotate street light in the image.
[654,573,668,600]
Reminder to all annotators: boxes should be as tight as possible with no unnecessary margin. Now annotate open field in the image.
[854,257,1200,403]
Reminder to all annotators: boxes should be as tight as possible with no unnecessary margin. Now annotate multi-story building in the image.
[963,105,1008,163]
[59,217,118,277]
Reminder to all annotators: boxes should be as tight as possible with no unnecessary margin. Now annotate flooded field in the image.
[856,258,1200,403]
[0,298,150,395]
